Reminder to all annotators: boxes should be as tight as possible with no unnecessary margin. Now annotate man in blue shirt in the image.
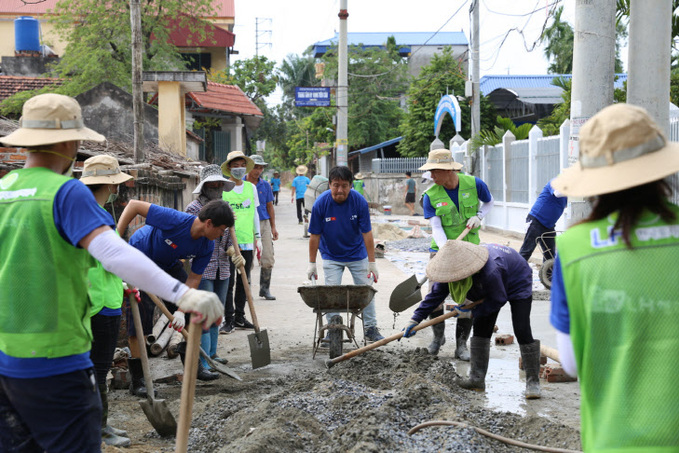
[307,166,384,342]
[519,180,567,262]
[270,171,281,205]
[291,164,311,224]
[116,199,233,391]
[246,155,278,300]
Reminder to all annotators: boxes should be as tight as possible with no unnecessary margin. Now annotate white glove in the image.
[231,253,245,270]
[170,310,185,332]
[467,215,482,229]
[368,262,379,283]
[452,304,473,319]
[176,288,224,328]
[307,262,318,280]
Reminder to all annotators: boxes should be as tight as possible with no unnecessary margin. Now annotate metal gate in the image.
[213,130,231,164]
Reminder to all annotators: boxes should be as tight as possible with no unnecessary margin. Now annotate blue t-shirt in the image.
[292,175,311,200]
[129,204,213,274]
[529,180,567,229]
[271,177,281,192]
[309,190,372,262]
[549,255,569,334]
[422,177,492,219]
[252,177,274,220]
[0,179,114,378]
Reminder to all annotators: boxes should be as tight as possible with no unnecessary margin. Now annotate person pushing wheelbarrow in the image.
[402,239,542,399]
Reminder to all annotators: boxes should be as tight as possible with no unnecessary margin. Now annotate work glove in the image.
[451,304,473,319]
[402,318,419,338]
[170,310,186,332]
[466,215,482,229]
[176,288,223,329]
[368,262,379,283]
[307,262,318,280]
[227,246,245,274]
[122,283,141,303]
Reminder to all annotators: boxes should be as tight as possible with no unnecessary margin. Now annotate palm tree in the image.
[277,54,318,103]
[541,6,574,75]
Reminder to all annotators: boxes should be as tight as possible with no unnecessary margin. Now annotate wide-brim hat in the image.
[354,172,364,179]
[296,165,308,175]
[193,164,235,194]
[553,103,679,197]
[418,149,464,171]
[1,93,105,147]
[80,155,133,185]
[221,150,254,178]
[426,240,489,283]
[250,154,268,166]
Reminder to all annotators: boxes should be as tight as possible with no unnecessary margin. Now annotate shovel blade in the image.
[248,330,271,369]
[389,274,426,313]
[139,398,177,437]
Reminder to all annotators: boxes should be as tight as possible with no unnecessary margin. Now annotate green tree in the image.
[1,0,217,116]
[397,47,497,157]
[468,117,533,149]
[277,54,318,103]
[210,56,278,105]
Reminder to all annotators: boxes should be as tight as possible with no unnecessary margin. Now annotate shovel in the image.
[175,318,201,453]
[127,292,177,437]
[388,226,472,313]
[146,293,242,381]
[227,248,271,369]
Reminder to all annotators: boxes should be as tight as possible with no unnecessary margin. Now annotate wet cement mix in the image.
[106,347,581,452]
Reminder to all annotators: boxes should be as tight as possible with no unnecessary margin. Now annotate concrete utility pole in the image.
[130,0,144,163]
[627,0,672,135]
[470,0,480,143]
[567,0,617,225]
[336,0,349,167]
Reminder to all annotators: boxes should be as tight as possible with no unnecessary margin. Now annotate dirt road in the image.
[104,187,581,452]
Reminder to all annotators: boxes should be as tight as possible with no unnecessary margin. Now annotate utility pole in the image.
[255,18,272,56]
[130,0,144,163]
[336,0,348,167]
[627,0,672,135]
[567,0,616,224]
[470,0,480,144]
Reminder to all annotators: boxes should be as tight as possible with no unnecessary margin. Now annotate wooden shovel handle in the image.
[128,292,156,400]
[226,248,261,333]
[175,319,201,452]
[456,226,472,241]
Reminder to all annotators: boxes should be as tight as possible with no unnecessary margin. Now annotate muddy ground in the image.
[102,188,582,452]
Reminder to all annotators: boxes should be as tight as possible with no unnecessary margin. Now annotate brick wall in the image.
[0,146,27,177]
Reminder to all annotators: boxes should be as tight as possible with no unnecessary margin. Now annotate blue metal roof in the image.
[479,74,628,95]
[348,136,403,155]
[313,32,468,57]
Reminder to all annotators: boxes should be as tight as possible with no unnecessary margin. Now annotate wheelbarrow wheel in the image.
[539,258,555,290]
[328,315,343,359]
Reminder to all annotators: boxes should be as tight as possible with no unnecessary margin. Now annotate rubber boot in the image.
[427,310,446,355]
[178,341,219,382]
[259,268,276,300]
[520,340,542,399]
[99,383,131,447]
[458,337,490,391]
[127,357,148,398]
[454,318,472,361]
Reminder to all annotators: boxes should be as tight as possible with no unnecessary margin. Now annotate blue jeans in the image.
[323,258,377,327]
[0,368,102,452]
[198,277,229,368]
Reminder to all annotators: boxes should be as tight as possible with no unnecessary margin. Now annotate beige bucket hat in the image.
[221,150,254,177]
[80,155,133,185]
[193,164,235,194]
[553,103,679,197]
[296,165,308,175]
[250,154,268,166]
[426,240,489,283]
[418,149,464,171]
[354,172,364,179]
[1,93,105,147]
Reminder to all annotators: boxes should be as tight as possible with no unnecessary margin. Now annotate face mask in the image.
[230,167,247,180]
[202,187,223,200]
[106,190,118,205]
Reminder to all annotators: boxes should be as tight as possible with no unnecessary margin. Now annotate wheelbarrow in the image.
[297,284,376,359]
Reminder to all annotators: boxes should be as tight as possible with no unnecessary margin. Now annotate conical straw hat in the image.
[426,240,489,283]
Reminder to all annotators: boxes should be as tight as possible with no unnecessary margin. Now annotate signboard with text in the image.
[295,87,331,107]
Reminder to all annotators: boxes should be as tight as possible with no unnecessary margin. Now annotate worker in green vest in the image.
[352,172,366,197]
[550,103,679,452]
[221,151,260,333]
[419,148,494,360]
[0,93,222,452]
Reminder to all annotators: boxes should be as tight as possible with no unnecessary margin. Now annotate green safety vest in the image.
[425,173,480,250]
[88,212,123,316]
[558,205,679,452]
[0,167,92,358]
[223,181,256,245]
[352,180,364,195]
